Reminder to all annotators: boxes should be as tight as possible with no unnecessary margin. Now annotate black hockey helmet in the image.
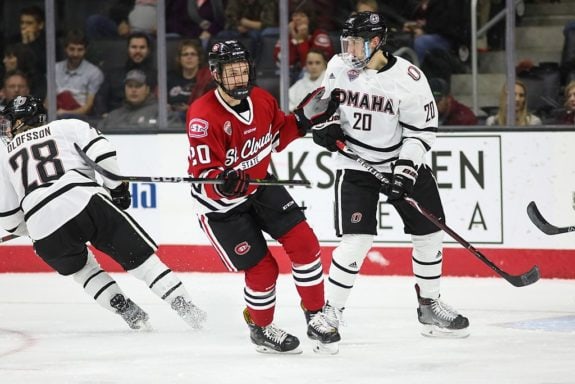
[0,95,47,144]
[208,40,255,100]
[341,12,388,69]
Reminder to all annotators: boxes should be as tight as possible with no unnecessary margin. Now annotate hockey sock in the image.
[244,252,278,326]
[72,249,124,312]
[326,234,373,309]
[128,254,190,305]
[278,221,325,312]
[412,230,444,299]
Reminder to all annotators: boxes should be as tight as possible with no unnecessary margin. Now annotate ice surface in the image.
[0,273,574,384]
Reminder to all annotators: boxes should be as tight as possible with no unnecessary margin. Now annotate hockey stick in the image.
[0,234,19,244]
[527,201,575,235]
[74,144,310,187]
[335,140,540,287]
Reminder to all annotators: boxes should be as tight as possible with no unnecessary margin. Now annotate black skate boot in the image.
[415,284,470,338]
[243,308,301,354]
[110,294,151,330]
[302,303,341,354]
[171,296,207,329]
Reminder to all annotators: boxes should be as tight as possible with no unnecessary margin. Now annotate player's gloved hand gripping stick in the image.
[335,140,540,288]
[74,144,310,187]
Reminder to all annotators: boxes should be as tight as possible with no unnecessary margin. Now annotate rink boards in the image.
[1,131,574,277]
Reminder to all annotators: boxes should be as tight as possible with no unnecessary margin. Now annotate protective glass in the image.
[0,117,13,144]
[340,36,372,69]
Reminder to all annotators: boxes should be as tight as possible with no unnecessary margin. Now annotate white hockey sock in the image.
[72,249,124,312]
[128,254,190,305]
[412,231,444,299]
[326,234,373,309]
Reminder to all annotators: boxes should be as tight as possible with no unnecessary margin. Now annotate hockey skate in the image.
[171,296,207,330]
[243,308,302,354]
[415,284,469,338]
[303,303,341,355]
[110,294,151,331]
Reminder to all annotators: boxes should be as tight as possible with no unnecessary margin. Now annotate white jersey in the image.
[0,119,123,240]
[319,54,438,173]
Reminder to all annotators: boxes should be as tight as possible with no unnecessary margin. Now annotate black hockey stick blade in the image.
[0,234,19,243]
[335,140,540,287]
[74,143,310,187]
[527,201,575,235]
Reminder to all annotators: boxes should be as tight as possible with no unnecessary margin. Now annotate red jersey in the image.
[186,87,302,214]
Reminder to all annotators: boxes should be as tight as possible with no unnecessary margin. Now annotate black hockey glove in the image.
[385,159,418,201]
[312,123,345,152]
[216,168,250,198]
[109,182,131,210]
[294,87,341,133]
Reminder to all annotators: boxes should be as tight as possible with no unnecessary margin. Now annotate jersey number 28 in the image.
[9,140,65,192]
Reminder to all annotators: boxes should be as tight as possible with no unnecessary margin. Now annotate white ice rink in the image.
[0,273,574,384]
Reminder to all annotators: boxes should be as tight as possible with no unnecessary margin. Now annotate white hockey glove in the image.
[294,87,341,133]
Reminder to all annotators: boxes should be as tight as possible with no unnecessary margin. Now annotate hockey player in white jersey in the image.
[0,96,206,330]
[309,12,470,339]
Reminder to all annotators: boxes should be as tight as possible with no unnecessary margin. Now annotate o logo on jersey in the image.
[188,118,209,138]
[234,241,251,255]
[407,65,421,81]
[351,212,362,223]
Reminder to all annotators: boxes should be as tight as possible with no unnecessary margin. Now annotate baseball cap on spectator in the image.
[429,78,449,101]
[124,69,148,86]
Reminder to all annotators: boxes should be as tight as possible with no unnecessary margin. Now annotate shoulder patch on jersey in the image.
[347,69,360,81]
[188,118,209,138]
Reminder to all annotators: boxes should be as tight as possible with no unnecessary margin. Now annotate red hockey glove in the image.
[109,182,131,210]
[294,87,341,133]
[216,168,250,198]
[385,160,418,201]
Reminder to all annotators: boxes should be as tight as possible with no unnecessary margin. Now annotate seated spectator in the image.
[288,49,327,111]
[7,6,48,75]
[167,40,215,121]
[429,77,477,126]
[165,0,225,50]
[218,0,279,54]
[129,1,157,35]
[98,70,178,131]
[55,30,104,118]
[554,81,575,125]
[273,4,334,83]
[0,71,31,112]
[94,32,157,115]
[486,80,542,126]
[401,0,468,66]
[85,0,134,40]
[2,44,46,99]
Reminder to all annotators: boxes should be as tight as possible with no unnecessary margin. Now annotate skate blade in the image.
[313,340,339,355]
[420,324,470,339]
[254,345,303,354]
[129,318,153,332]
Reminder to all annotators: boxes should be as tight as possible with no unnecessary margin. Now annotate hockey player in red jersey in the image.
[186,40,340,354]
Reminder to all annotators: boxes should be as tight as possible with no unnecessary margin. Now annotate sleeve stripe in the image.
[402,136,431,151]
[400,122,438,132]
[83,136,107,153]
[0,207,21,217]
[94,151,116,164]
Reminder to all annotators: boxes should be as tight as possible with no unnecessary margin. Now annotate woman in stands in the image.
[555,81,575,125]
[167,39,214,122]
[486,80,542,126]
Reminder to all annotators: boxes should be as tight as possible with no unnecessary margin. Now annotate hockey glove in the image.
[216,168,250,198]
[312,123,345,152]
[109,182,132,210]
[294,87,341,133]
[385,159,418,201]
